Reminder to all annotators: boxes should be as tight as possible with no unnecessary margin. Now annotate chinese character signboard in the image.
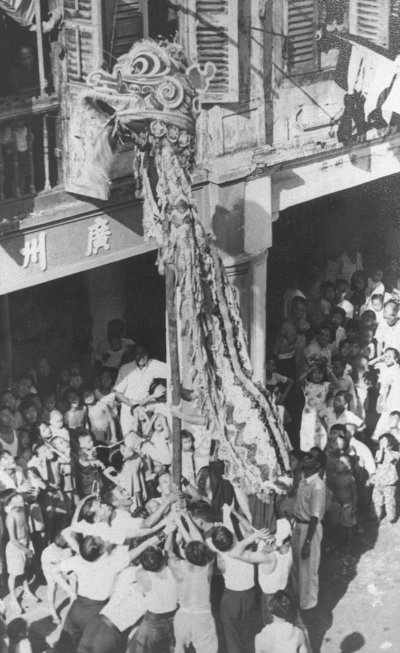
[0,203,153,295]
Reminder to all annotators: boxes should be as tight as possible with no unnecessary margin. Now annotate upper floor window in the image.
[284,0,320,74]
[0,0,57,99]
[284,0,399,74]
[64,0,178,83]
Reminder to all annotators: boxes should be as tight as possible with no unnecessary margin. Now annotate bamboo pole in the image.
[166,265,182,487]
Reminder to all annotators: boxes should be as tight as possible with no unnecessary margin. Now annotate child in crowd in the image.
[83,391,117,444]
[329,454,357,549]
[265,355,294,405]
[334,279,354,320]
[388,410,400,442]
[329,307,347,351]
[111,432,147,508]
[299,364,330,451]
[5,491,36,613]
[351,355,371,420]
[142,413,173,471]
[319,281,335,319]
[75,433,104,498]
[366,266,385,300]
[41,531,72,623]
[255,590,308,653]
[371,434,400,523]
[0,407,19,457]
[63,392,85,432]
[359,327,376,361]
[40,392,57,425]
[350,270,368,318]
[328,356,357,413]
[49,410,70,444]
[360,309,377,331]
[0,391,23,430]
[181,430,196,486]
[7,617,33,653]
[94,368,118,415]
[20,403,40,446]
[365,293,385,324]
[16,428,33,472]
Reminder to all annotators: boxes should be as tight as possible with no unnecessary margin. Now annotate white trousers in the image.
[291,521,322,610]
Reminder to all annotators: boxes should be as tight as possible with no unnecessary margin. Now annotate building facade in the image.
[1,0,400,385]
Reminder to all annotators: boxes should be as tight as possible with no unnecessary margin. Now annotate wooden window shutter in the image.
[349,0,390,48]
[192,0,239,103]
[284,0,319,73]
[63,0,103,82]
[103,0,148,70]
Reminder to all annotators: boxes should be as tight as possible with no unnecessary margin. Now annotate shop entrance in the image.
[266,172,400,348]
[2,249,165,385]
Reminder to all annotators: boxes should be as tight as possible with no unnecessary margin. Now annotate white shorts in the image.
[6,541,28,577]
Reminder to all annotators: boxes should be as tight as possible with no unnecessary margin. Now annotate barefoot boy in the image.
[4,491,36,613]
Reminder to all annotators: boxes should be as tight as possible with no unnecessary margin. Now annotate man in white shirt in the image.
[320,391,365,435]
[77,566,145,653]
[375,301,400,355]
[292,448,326,611]
[113,345,168,435]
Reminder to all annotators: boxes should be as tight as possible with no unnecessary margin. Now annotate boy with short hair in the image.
[371,433,400,523]
[334,279,354,320]
[181,430,196,486]
[4,491,36,613]
[168,515,218,653]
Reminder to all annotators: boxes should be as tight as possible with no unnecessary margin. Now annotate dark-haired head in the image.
[211,525,234,552]
[7,617,28,642]
[78,535,103,562]
[185,540,214,567]
[270,590,298,623]
[140,545,164,572]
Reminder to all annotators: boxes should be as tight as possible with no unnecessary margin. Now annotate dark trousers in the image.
[54,595,107,653]
[220,587,256,653]
[260,592,274,626]
[127,610,176,653]
[78,615,125,653]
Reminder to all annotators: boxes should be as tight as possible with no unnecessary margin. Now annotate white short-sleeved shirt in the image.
[114,360,168,432]
[375,319,400,353]
[293,473,326,522]
[100,567,145,632]
[59,546,130,600]
[321,407,364,434]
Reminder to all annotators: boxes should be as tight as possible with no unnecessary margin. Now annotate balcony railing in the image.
[0,94,61,203]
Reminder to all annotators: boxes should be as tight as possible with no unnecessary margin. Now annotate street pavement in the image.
[2,515,400,652]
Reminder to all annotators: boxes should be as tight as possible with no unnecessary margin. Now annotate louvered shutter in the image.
[349,0,390,48]
[104,0,148,70]
[285,0,319,73]
[63,0,103,83]
[193,0,239,103]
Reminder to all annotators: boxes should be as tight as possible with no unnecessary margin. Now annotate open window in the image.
[0,0,55,98]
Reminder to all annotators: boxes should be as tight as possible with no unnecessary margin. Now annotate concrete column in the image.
[244,174,273,381]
